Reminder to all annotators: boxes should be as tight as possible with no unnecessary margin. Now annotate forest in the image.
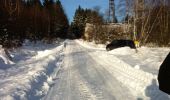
[0,0,170,48]
[71,0,170,46]
[0,0,69,48]
[125,0,170,46]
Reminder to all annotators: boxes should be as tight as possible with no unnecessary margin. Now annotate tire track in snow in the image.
[84,52,134,100]
[44,40,135,100]
[88,51,151,95]
[73,44,125,100]
[75,75,97,100]
[73,68,104,100]
[86,50,170,99]
[71,43,102,100]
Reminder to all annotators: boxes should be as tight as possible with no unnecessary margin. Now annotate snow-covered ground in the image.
[0,39,170,100]
[0,40,65,100]
[76,39,170,99]
[77,40,170,75]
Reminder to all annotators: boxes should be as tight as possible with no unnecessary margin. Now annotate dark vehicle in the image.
[106,40,136,51]
[158,52,170,95]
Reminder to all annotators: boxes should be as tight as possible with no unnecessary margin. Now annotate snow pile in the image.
[0,41,65,99]
[77,40,170,99]
[134,65,140,69]
[111,47,170,75]
[108,47,136,55]
[90,48,169,99]
[77,39,170,75]
[89,51,155,94]
[0,46,14,65]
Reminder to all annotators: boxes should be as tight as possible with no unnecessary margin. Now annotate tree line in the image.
[69,6,104,39]
[0,0,69,48]
[125,0,170,46]
[70,1,170,46]
[69,6,129,44]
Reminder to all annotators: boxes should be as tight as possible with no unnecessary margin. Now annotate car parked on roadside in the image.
[106,40,136,51]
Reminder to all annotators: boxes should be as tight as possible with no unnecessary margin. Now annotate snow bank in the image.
[0,41,65,100]
[77,39,170,99]
[89,51,155,93]
[111,47,170,75]
[108,47,136,55]
[77,39,170,75]
[0,46,14,65]
[89,49,169,99]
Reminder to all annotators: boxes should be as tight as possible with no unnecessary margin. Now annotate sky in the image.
[60,0,125,22]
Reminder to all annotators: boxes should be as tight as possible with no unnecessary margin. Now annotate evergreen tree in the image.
[70,6,103,39]
[71,6,86,38]
[0,0,69,47]
[55,0,69,38]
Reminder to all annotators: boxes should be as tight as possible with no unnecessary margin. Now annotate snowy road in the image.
[0,40,169,100]
[44,40,136,100]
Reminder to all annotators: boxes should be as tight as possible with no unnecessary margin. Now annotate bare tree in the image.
[125,0,170,46]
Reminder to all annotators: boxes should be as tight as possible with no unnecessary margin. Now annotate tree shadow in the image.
[145,79,170,100]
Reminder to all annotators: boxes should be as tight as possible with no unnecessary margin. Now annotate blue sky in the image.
[60,0,125,22]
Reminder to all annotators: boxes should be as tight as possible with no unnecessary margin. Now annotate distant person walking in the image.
[158,52,170,95]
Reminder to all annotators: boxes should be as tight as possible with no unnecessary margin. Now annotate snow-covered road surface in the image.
[0,40,169,100]
[44,40,169,100]
[44,40,135,100]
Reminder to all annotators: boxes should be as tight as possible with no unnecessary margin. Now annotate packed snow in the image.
[0,39,170,100]
[76,39,170,75]
[0,40,65,100]
[76,39,170,99]
[0,46,14,65]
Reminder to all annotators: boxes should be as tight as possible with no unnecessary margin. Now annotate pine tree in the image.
[70,6,103,39]
[0,0,69,47]
[43,0,69,39]
[71,6,86,38]
[55,0,69,38]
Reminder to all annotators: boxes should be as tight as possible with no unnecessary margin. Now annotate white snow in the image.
[0,39,170,100]
[0,46,14,65]
[0,40,65,100]
[76,40,170,75]
[76,39,170,99]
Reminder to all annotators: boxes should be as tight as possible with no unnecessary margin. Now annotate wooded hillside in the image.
[0,0,69,48]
